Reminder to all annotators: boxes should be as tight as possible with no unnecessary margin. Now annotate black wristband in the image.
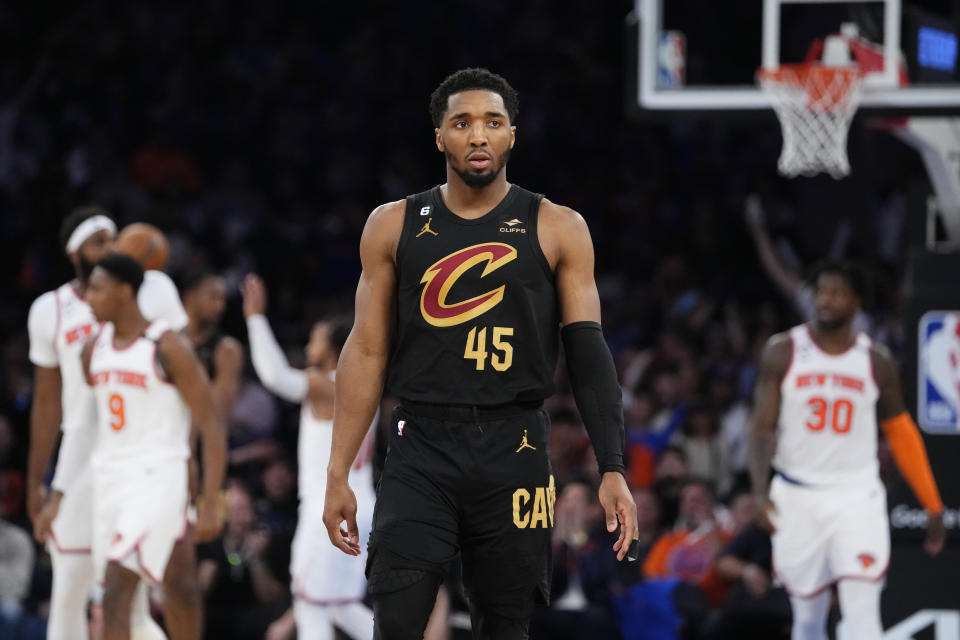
[561,321,625,475]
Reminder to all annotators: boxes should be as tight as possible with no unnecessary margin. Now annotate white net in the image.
[758,64,864,179]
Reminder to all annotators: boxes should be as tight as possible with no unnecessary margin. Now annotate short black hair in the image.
[180,268,221,295]
[807,259,872,308]
[95,253,144,293]
[59,204,113,251]
[429,68,519,128]
[327,315,353,354]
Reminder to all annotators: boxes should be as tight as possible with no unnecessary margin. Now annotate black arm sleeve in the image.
[561,321,625,475]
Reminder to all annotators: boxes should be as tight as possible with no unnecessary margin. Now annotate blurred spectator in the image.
[198,482,288,640]
[708,371,750,494]
[0,415,26,520]
[643,479,732,608]
[531,478,623,640]
[626,391,687,490]
[548,409,592,488]
[226,381,281,470]
[704,501,791,640]
[631,487,663,566]
[0,518,44,639]
[649,367,686,434]
[255,456,297,536]
[653,445,688,529]
[672,404,731,498]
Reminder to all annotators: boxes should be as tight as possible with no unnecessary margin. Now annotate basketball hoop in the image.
[758,63,865,179]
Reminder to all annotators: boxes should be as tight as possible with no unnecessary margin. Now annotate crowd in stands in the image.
[0,1,931,638]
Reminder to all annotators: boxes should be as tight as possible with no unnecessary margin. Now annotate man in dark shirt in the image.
[322,67,638,639]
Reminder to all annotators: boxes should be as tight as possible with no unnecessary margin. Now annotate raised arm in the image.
[541,200,637,561]
[241,274,309,403]
[211,337,243,416]
[157,331,227,543]
[872,345,946,555]
[748,333,791,531]
[323,201,403,556]
[744,195,802,300]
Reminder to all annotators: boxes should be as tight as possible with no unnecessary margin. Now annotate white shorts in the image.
[770,474,889,597]
[93,460,189,584]
[291,487,374,604]
[50,462,93,554]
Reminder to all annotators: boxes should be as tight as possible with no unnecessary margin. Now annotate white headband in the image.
[65,215,117,253]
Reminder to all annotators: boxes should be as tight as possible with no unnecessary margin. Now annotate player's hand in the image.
[240,274,267,318]
[598,471,638,562]
[244,529,271,559]
[33,490,61,544]
[755,496,777,533]
[742,563,771,598]
[265,609,296,640]
[323,474,361,556]
[194,495,224,543]
[924,511,946,556]
[27,483,48,523]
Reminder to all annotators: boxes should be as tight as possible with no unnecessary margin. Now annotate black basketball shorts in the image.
[367,403,554,619]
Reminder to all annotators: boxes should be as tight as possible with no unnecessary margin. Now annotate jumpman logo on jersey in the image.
[515,429,536,452]
[416,217,438,238]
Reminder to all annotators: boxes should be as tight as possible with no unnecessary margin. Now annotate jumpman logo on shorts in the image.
[515,429,536,452]
[416,217,438,238]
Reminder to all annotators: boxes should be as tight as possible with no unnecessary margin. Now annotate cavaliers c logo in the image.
[419,242,517,327]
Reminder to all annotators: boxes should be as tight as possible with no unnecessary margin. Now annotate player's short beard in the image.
[78,255,96,282]
[447,148,510,189]
[816,313,848,332]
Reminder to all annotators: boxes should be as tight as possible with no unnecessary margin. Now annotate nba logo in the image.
[918,310,960,433]
[397,420,406,436]
[657,31,686,88]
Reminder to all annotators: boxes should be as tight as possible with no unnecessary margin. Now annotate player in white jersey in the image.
[750,261,946,640]
[27,206,188,640]
[82,253,226,640]
[241,274,375,640]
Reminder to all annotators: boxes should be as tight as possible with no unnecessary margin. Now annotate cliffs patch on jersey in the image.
[419,242,517,327]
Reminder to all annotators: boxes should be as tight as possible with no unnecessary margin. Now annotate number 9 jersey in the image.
[774,324,880,486]
[87,320,191,473]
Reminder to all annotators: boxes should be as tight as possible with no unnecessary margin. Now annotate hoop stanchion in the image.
[757,63,864,179]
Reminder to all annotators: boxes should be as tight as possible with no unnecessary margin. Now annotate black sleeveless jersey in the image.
[386,184,558,406]
[193,331,225,379]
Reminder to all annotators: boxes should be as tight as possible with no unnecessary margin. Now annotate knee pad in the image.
[370,565,442,639]
[468,605,531,640]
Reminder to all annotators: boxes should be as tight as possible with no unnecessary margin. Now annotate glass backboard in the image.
[628,0,960,115]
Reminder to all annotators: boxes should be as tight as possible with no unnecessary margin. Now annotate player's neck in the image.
[72,273,89,296]
[808,321,856,353]
[441,171,511,219]
[112,307,150,343]
[184,317,215,344]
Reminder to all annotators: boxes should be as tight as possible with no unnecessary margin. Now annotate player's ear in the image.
[510,125,516,149]
[435,128,444,152]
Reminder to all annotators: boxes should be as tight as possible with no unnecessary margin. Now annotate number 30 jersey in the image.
[774,324,880,486]
[88,320,190,473]
[387,184,558,406]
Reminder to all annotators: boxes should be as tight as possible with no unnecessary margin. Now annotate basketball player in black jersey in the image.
[323,68,637,640]
[180,270,243,418]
